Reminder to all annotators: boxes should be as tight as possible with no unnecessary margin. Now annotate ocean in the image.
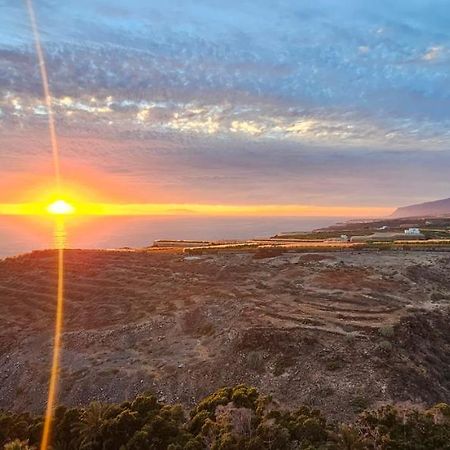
[0,215,347,258]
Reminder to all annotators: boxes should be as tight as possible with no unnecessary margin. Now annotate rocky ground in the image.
[0,249,449,419]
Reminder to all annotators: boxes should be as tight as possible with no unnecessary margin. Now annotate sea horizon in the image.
[0,215,351,258]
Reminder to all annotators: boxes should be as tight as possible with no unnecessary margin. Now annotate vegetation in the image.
[184,243,259,255]
[1,385,449,449]
[378,325,395,338]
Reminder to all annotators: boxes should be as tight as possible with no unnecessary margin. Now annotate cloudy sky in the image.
[1,0,449,210]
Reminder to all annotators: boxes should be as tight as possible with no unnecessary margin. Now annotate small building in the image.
[404,227,421,235]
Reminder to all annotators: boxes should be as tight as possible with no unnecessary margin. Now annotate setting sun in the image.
[47,199,75,215]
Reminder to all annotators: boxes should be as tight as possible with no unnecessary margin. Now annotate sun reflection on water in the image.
[53,218,67,250]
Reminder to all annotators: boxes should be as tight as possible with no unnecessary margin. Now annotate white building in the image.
[404,227,421,235]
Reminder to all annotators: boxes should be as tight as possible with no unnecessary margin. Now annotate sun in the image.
[47,199,75,215]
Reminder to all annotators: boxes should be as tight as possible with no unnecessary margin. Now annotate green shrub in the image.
[3,440,35,450]
[378,325,395,338]
[0,386,449,449]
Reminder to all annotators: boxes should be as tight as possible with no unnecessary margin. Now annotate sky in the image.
[0,0,449,211]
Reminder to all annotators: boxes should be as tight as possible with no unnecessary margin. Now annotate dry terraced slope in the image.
[0,249,449,418]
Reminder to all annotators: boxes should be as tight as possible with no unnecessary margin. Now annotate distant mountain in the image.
[391,197,450,218]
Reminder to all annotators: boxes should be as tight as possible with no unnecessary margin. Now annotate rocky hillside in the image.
[0,249,449,419]
[392,197,450,218]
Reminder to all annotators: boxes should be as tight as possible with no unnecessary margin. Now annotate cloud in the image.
[358,46,370,55]
[422,46,444,61]
[1,126,449,209]
[1,91,450,149]
[0,0,450,206]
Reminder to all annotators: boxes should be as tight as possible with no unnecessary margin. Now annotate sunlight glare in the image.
[47,200,75,215]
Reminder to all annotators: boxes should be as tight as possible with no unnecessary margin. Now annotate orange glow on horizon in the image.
[0,200,393,218]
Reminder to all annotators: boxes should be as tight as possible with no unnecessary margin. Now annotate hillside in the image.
[391,197,450,218]
[0,249,449,420]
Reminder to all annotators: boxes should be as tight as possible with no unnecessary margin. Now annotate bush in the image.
[378,325,395,338]
[0,386,449,449]
[246,351,265,372]
[378,340,393,353]
[3,440,35,450]
[350,396,370,413]
[325,357,345,371]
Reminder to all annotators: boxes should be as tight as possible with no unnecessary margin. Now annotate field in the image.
[281,215,450,241]
[0,248,449,419]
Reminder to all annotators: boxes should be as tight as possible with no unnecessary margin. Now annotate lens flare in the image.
[40,244,65,450]
[25,0,61,188]
[24,1,65,449]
